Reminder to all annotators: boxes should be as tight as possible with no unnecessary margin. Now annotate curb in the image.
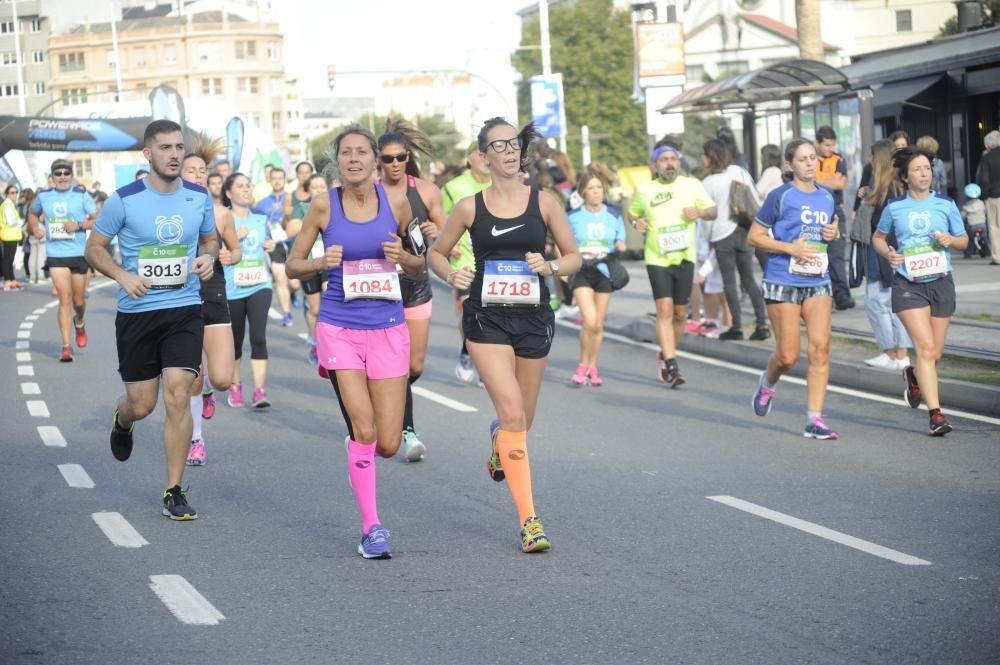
[606,315,1000,418]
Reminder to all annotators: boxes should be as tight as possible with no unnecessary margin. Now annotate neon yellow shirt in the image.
[441,172,490,272]
[629,176,714,267]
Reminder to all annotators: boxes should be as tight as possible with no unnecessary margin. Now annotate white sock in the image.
[190,396,202,441]
[807,410,821,421]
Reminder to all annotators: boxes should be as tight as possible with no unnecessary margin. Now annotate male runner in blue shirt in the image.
[86,120,219,521]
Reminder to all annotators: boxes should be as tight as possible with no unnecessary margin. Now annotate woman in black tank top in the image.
[429,117,580,554]
[377,119,448,462]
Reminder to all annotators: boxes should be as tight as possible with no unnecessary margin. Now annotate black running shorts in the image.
[570,264,613,294]
[200,278,231,326]
[646,261,694,305]
[268,241,288,264]
[115,304,204,383]
[46,256,90,274]
[891,272,956,318]
[301,272,326,295]
[462,301,554,359]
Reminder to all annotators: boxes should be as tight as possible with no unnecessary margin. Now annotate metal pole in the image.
[858,88,874,165]
[743,108,757,177]
[11,0,25,115]
[581,124,591,165]
[540,0,552,76]
[109,2,123,102]
[790,95,801,138]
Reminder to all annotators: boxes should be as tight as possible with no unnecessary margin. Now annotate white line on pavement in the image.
[33,307,47,315]
[92,512,149,548]
[411,385,478,412]
[58,464,95,488]
[707,495,932,566]
[25,314,39,321]
[44,300,58,309]
[27,400,49,417]
[16,330,30,339]
[16,352,31,362]
[16,340,29,349]
[38,426,66,447]
[21,382,39,395]
[17,365,34,376]
[565,322,1000,427]
[149,575,225,625]
[19,321,33,329]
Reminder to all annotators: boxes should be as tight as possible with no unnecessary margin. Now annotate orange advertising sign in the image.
[636,22,685,79]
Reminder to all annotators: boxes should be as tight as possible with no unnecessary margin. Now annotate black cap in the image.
[51,158,73,172]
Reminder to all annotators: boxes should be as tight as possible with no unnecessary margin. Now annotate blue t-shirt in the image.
[876,192,965,283]
[567,205,626,259]
[30,186,97,258]
[253,192,287,239]
[224,212,272,300]
[95,179,216,313]
[755,182,836,287]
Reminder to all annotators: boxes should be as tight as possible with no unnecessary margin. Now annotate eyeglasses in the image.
[379,152,409,164]
[53,170,72,176]
[487,138,521,153]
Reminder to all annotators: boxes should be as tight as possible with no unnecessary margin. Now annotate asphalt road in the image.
[2,278,999,665]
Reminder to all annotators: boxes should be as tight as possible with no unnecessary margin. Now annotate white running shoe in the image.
[894,358,912,371]
[455,352,476,384]
[401,428,426,462]
[863,353,897,369]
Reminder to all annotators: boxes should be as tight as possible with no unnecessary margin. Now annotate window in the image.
[73,158,93,180]
[201,77,223,95]
[32,50,44,64]
[1,51,16,66]
[33,81,45,95]
[235,40,256,59]
[686,64,704,83]
[61,87,87,105]
[29,19,42,32]
[163,44,176,65]
[266,41,279,61]
[272,111,281,130]
[0,83,19,97]
[59,52,84,72]
[0,21,14,34]
[896,9,912,32]
[717,60,749,75]
[268,77,282,97]
[237,76,258,94]
[133,46,146,68]
[197,42,219,62]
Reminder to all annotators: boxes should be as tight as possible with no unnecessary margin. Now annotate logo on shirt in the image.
[154,215,185,244]
[650,191,673,207]
[242,229,260,252]
[907,210,932,235]
[52,201,69,217]
[799,205,829,225]
[586,223,605,240]
[491,224,524,237]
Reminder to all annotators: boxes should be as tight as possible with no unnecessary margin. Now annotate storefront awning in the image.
[871,75,943,117]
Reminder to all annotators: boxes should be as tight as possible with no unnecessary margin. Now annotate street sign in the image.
[529,74,566,140]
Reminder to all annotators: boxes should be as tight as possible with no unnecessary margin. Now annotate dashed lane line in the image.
[411,385,478,413]
[707,495,933,566]
[17,365,34,376]
[16,341,29,349]
[16,330,30,339]
[38,426,66,447]
[32,307,46,315]
[149,575,225,626]
[24,314,39,321]
[92,512,149,548]
[58,464,95,488]
[26,400,49,417]
[16,352,31,362]
[19,321,33,329]
[21,382,40,395]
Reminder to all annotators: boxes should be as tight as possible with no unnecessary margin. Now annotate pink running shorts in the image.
[315,322,410,380]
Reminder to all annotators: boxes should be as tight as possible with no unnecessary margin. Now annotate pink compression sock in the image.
[347,439,380,533]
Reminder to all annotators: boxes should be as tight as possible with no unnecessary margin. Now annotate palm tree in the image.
[795,0,823,61]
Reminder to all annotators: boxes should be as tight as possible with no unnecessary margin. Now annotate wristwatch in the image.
[549,261,559,275]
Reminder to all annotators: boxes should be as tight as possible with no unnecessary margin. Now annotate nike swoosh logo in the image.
[491,224,524,237]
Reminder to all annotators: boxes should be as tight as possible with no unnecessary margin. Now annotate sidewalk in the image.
[583,254,1000,417]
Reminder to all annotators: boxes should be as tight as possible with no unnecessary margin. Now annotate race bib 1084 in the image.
[482,260,540,305]
[342,258,401,301]
[138,245,188,289]
[903,244,947,280]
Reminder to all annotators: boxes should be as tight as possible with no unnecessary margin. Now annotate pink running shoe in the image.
[202,392,216,419]
[571,363,588,386]
[251,388,270,409]
[186,438,206,466]
[227,383,244,408]
[587,367,603,387]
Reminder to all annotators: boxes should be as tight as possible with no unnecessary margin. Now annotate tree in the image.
[512,0,648,169]
[795,0,822,60]
[939,0,999,35]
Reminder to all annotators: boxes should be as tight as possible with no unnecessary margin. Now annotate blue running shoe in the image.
[803,416,838,440]
[751,371,775,417]
[358,523,391,559]
[281,312,294,327]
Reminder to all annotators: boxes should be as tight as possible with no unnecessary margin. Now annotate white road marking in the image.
[92,512,149,548]
[16,352,31,362]
[27,400,49,417]
[21,382,40,395]
[45,300,58,309]
[16,340,29,349]
[58,464,95,488]
[38,426,66,447]
[149,575,225,625]
[411,385,478,412]
[18,365,34,376]
[562,321,1000,427]
[16,330,30,339]
[33,307,47,315]
[707,495,932,566]
[19,321,33,329]
[25,314,39,321]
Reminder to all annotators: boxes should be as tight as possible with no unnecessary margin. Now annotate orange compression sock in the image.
[495,429,536,524]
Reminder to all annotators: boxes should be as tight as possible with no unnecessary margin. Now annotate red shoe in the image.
[75,322,88,348]
[59,345,73,362]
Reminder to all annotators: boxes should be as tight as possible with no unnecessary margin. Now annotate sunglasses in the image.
[487,138,521,153]
[379,152,409,164]
[53,170,72,176]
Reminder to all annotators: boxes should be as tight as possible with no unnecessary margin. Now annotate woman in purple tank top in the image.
[286,124,410,560]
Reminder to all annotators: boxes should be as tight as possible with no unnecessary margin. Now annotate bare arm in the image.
[27,209,45,239]
[215,207,242,265]
[535,190,581,276]
[86,230,151,298]
[286,191,339,279]
[429,196,475,289]
[817,173,847,191]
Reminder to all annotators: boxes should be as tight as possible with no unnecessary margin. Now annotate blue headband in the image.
[652,145,679,162]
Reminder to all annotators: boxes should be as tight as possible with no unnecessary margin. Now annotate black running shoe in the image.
[902,366,921,408]
[719,328,744,341]
[929,411,953,437]
[664,363,686,388]
[748,326,771,341]
[110,411,135,461]
[162,485,197,521]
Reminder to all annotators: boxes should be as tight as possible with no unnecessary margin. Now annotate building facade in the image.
[0,0,52,116]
